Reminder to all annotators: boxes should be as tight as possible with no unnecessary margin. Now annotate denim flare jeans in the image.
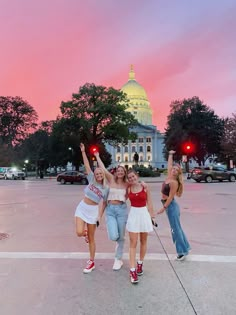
[105,203,128,259]
[164,199,191,256]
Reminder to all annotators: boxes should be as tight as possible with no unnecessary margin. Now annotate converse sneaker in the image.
[83,260,95,273]
[137,262,143,276]
[176,254,185,261]
[130,270,139,284]
[113,259,123,271]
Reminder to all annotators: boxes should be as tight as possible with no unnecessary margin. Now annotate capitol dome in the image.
[121,68,148,100]
[121,65,152,125]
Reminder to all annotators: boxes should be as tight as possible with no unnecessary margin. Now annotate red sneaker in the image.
[130,269,139,284]
[83,229,89,243]
[83,260,95,273]
[137,262,143,276]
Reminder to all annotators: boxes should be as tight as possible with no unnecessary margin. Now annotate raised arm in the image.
[94,152,113,182]
[167,150,175,177]
[80,143,92,174]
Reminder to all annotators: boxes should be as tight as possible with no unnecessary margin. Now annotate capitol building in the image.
[106,65,167,170]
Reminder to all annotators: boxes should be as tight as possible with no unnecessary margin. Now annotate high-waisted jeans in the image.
[163,199,191,255]
[105,203,128,259]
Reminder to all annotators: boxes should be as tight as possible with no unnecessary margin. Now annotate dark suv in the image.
[56,171,88,185]
[190,166,236,183]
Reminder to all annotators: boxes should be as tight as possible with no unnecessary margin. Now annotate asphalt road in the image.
[0,178,235,315]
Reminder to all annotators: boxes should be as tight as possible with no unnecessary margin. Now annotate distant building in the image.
[106,65,167,169]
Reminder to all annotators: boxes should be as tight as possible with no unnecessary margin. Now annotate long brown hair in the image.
[174,164,184,197]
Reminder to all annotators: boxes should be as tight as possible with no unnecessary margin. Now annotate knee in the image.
[109,233,119,241]
[130,240,137,249]
[76,231,84,237]
[107,228,119,241]
[140,239,147,246]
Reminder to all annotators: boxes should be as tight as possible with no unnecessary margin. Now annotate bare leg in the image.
[75,217,86,237]
[139,232,148,261]
[129,232,138,268]
[87,224,96,260]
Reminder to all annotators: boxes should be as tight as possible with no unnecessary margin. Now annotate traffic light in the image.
[90,145,99,155]
[183,142,194,154]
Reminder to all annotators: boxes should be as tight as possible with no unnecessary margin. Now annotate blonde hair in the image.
[174,164,183,197]
[93,167,108,188]
[114,166,127,183]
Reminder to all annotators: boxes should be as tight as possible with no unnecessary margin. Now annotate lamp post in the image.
[68,147,74,170]
[24,159,29,177]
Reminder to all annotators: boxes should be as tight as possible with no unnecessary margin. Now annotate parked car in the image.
[56,171,88,185]
[190,166,236,183]
[4,168,25,180]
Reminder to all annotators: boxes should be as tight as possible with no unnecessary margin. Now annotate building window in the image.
[117,146,121,153]
[124,146,128,153]
[117,156,120,162]
[146,137,151,143]
[132,146,136,153]
[147,145,151,152]
[138,138,144,143]
[125,156,128,162]
[139,146,143,153]
[140,156,143,162]
[147,156,151,161]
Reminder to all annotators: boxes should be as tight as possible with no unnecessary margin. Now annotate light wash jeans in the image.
[105,203,128,259]
[164,199,191,256]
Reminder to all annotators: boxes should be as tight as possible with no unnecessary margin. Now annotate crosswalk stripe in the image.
[0,252,236,262]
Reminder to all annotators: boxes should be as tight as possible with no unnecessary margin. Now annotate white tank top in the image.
[107,187,126,202]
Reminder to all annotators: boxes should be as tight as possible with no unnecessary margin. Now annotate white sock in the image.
[138,260,143,264]
[130,267,135,272]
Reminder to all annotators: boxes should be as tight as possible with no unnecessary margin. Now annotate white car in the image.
[4,168,25,180]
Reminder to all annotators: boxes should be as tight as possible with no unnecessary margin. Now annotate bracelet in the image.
[163,205,167,209]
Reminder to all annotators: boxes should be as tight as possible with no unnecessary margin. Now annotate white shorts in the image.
[126,206,153,233]
[74,200,98,224]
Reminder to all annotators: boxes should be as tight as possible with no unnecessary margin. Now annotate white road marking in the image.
[0,252,236,262]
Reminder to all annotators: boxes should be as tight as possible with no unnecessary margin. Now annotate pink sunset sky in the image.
[0,0,236,132]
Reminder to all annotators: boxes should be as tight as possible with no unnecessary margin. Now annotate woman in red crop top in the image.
[157,150,191,261]
[126,170,157,284]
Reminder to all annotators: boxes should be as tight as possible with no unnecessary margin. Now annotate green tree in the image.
[50,118,112,169]
[60,83,137,146]
[164,96,224,165]
[16,129,50,174]
[219,113,236,168]
[0,96,38,147]
[0,140,15,165]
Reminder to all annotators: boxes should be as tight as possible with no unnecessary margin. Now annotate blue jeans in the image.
[165,199,191,256]
[105,203,128,259]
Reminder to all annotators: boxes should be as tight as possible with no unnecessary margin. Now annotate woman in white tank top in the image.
[95,152,129,271]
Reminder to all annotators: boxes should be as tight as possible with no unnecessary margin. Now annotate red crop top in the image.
[128,186,147,207]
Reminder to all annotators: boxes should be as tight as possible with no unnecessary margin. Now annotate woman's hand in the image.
[94,152,99,158]
[169,150,175,155]
[151,217,158,227]
[157,207,165,215]
[80,143,85,152]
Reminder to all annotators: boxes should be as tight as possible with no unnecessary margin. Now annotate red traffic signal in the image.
[183,142,194,154]
[90,145,99,154]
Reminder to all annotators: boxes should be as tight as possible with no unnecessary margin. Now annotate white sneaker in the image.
[113,259,123,270]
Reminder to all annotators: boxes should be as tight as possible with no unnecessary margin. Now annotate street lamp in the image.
[68,147,74,170]
[24,159,29,177]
